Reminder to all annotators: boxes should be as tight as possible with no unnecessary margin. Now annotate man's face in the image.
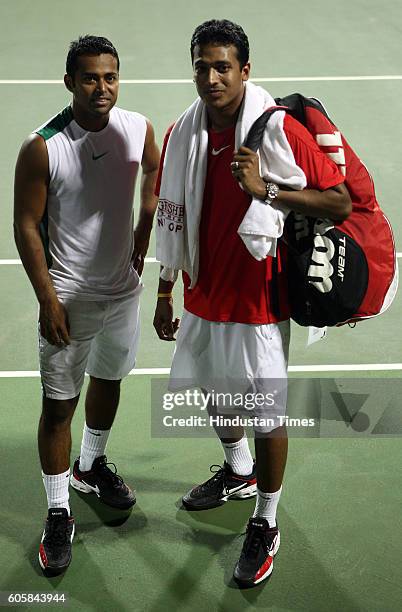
[192,43,250,113]
[65,53,119,117]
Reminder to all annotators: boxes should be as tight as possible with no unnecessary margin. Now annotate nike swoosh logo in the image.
[226,483,249,495]
[82,481,100,495]
[92,151,109,161]
[89,432,101,436]
[270,534,279,553]
[211,145,230,156]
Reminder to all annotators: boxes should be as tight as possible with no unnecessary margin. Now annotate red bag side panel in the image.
[304,106,396,318]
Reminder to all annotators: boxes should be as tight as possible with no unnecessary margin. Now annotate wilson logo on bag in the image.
[245,93,398,327]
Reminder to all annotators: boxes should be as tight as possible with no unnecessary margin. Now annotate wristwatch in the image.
[264,181,279,205]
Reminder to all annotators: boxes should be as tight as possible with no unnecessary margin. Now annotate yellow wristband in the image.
[157,292,172,298]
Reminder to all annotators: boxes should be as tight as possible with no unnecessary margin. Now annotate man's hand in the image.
[231,146,266,199]
[132,218,152,276]
[39,296,70,346]
[153,297,180,341]
[133,120,160,276]
[231,146,352,220]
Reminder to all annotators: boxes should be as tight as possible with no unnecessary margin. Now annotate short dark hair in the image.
[66,35,120,77]
[190,19,249,68]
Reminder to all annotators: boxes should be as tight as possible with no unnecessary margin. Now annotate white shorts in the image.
[169,311,290,433]
[39,291,141,400]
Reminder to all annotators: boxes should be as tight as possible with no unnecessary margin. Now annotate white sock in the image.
[79,424,111,472]
[253,486,282,527]
[42,469,70,514]
[221,435,254,476]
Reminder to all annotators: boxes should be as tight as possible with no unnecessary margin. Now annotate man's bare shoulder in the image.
[17,133,48,173]
[20,132,47,153]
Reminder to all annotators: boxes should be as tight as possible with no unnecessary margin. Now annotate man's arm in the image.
[153,274,180,341]
[151,125,180,341]
[232,146,352,221]
[13,134,70,346]
[132,120,160,275]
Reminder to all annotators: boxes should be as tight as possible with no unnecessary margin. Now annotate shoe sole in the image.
[70,474,136,510]
[183,483,257,510]
[38,522,75,575]
[234,531,281,588]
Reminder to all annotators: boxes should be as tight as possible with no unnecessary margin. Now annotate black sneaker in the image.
[182,462,257,510]
[39,508,75,574]
[70,456,136,510]
[233,517,280,587]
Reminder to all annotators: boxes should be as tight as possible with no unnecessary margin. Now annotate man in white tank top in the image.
[14,35,160,575]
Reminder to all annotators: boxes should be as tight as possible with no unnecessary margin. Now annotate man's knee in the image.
[254,424,288,441]
[40,395,79,430]
[89,376,121,388]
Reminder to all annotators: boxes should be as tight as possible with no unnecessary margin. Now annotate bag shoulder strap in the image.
[243,105,288,151]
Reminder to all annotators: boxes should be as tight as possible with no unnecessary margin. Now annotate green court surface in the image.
[1,1,402,610]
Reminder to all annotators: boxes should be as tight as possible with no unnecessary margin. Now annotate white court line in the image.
[0,369,170,378]
[1,364,402,377]
[0,257,158,264]
[289,364,402,372]
[1,255,401,265]
[1,75,402,85]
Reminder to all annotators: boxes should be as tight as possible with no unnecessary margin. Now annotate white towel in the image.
[156,81,306,287]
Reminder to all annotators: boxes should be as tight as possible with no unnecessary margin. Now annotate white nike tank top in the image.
[36,105,147,299]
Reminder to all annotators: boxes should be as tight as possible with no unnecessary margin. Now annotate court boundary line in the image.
[1,364,402,377]
[2,75,402,85]
[1,255,402,265]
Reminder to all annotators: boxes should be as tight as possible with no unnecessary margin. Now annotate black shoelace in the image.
[46,517,69,546]
[199,464,230,494]
[96,457,124,488]
[242,525,265,559]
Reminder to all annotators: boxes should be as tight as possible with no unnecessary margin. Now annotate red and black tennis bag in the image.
[245,93,397,327]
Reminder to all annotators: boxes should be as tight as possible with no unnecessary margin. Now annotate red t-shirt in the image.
[156,114,344,324]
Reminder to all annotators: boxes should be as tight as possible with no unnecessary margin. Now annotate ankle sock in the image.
[221,435,254,476]
[79,424,110,472]
[42,468,70,515]
[252,486,282,527]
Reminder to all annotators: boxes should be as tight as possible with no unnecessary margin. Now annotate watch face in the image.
[265,182,279,202]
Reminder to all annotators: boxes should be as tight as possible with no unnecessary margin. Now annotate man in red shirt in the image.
[154,19,351,587]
